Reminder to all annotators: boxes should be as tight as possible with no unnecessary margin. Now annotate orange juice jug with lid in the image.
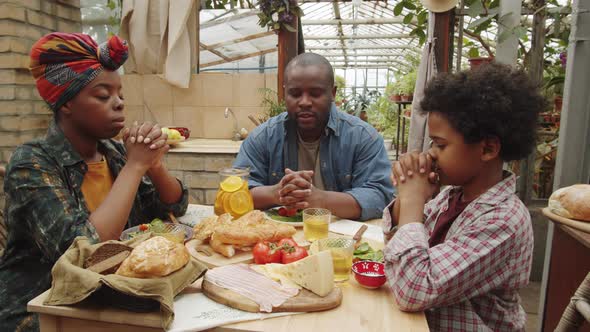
[214,167,254,218]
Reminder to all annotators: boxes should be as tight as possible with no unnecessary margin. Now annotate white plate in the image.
[120,223,193,241]
[264,209,304,227]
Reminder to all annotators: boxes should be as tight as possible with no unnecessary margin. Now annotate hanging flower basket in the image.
[257,0,304,33]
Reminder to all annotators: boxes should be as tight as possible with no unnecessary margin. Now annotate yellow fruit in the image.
[228,190,253,217]
[162,127,182,140]
[214,190,226,215]
[220,175,243,193]
[222,192,233,215]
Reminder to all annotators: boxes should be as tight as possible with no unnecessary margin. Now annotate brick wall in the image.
[121,72,277,139]
[0,0,82,211]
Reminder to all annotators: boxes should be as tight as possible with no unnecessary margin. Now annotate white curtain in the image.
[120,0,198,88]
[408,12,437,152]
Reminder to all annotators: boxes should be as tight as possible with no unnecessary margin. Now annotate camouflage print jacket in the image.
[0,121,188,332]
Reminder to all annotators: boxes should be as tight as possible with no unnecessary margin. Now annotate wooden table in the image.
[28,218,429,332]
[541,209,590,331]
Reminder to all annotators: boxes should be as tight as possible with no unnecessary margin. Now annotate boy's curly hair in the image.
[420,62,547,161]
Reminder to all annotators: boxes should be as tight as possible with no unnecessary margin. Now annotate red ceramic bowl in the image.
[168,127,191,139]
[352,261,386,289]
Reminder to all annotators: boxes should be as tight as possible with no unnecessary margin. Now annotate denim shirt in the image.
[233,104,394,220]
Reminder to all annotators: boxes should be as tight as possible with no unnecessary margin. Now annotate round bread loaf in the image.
[548,184,590,222]
[116,236,190,278]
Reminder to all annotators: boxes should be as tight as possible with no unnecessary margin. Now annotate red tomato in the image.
[281,246,308,264]
[277,207,287,216]
[252,241,282,264]
[285,208,298,217]
[277,238,298,249]
[139,224,149,231]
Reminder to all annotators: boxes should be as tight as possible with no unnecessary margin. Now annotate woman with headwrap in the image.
[0,33,189,331]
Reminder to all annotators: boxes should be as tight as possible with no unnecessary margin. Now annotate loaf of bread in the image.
[548,184,590,222]
[116,236,190,278]
[84,243,133,275]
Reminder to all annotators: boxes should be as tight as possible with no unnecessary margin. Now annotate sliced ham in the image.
[205,264,299,312]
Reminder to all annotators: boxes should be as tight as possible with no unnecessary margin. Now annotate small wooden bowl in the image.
[352,261,386,289]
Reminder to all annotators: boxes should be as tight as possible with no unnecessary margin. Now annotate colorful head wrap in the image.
[29,32,128,112]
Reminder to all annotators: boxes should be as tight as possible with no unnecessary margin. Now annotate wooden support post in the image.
[278,16,299,102]
[433,10,455,73]
[518,0,546,204]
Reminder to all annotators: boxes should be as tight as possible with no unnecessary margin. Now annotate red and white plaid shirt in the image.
[382,172,533,331]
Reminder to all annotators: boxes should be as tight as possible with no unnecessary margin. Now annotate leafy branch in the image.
[257,0,304,32]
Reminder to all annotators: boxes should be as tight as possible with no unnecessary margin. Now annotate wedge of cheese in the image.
[279,250,334,297]
[251,263,301,290]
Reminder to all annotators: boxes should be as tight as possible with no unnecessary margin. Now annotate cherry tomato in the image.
[277,207,287,216]
[285,208,298,217]
[281,245,308,264]
[139,224,149,231]
[252,241,282,264]
[277,238,298,249]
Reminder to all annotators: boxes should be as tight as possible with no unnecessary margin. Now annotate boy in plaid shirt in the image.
[383,63,546,331]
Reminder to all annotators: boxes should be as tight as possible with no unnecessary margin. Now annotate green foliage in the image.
[259,88,286,119]
[335,75,346,106]
[392,0,429,45]
[342,89,381,116]
[392,0,571,70]
[364,93,409,144]
[106,0,122,30]
[398,71,417,95]
[202,0,255,9]
[257,0,304,32]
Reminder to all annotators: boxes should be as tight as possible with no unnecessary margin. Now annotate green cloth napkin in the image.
[44,234,207,329]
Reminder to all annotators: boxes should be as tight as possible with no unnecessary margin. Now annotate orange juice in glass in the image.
[214,167,254,218]
[303,208,331,241]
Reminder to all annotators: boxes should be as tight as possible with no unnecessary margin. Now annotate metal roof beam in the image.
[332,1,348,67]
[321,53,406,58]
[204,31,275,50]
[302,18,413,25]
[332,65,393,69]
[199,42,232,62]
[200,47,277,68]
[307,45,418,51]
[200,10,259,29]
[306,34,412,40]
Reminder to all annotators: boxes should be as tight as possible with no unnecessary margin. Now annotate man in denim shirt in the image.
[234,53,393,220]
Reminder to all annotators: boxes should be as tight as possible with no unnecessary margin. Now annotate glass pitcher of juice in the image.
[214,167,254,218]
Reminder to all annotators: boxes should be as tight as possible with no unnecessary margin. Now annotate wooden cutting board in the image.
[542,208,590,233]
[185,239,253,268]
[201,278,342,313]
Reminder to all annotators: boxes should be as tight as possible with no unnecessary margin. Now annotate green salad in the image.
[266,208,303,223]
[128,218,167,238]
[353,242,384,262]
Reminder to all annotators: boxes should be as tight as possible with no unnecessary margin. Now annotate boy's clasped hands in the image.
[391,151,440,226]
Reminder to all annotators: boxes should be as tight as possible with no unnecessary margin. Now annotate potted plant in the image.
[386,82,402,102]
[400,71,416,102]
